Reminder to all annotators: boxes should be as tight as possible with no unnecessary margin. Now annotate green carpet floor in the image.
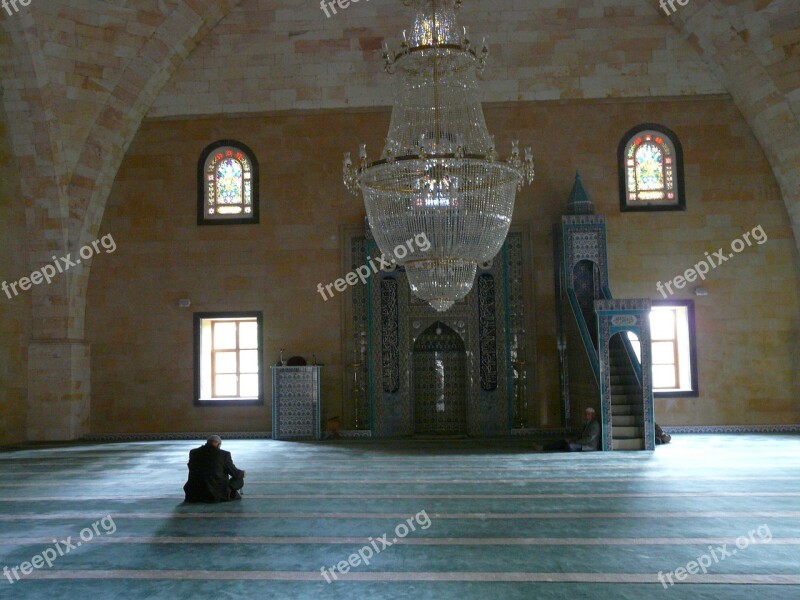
[0,434,799,599]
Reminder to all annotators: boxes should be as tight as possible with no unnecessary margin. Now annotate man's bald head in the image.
[207,435,222,447]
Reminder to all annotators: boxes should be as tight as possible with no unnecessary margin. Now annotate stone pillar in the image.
[27,340,91,441]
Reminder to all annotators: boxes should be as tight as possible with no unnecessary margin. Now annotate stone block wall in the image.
[0,112,30,446]
[85,95,799,434]
[150,0,724,117]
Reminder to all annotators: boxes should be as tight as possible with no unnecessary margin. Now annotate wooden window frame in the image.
[651,309,680,391]
[651,300,699,398]
[194,311,264,406]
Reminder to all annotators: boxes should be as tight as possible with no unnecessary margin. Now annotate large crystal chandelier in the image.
[343,0,534,312]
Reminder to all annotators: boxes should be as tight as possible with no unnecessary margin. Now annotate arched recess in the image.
[650,0,800,252]
[412,321,468,435]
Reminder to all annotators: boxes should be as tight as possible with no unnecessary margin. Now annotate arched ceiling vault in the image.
[648,0,800,252]
[0,0,245,337]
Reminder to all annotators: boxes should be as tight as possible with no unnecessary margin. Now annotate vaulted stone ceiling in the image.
[0,0,798,341]
[149,0,725,116]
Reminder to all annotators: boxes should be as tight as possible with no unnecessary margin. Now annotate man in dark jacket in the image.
[184,435,246,503]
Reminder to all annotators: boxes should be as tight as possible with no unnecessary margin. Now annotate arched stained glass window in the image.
[618,124,685,212]
[198,140,259,225]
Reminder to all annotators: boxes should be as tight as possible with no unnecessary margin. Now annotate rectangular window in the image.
[627,301,698,397]
[194,312,264,405]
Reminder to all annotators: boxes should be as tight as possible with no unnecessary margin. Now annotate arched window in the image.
[618,124,685,212]
[198,140,259,224]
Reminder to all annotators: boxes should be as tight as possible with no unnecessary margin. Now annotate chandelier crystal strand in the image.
[344,0,534,312]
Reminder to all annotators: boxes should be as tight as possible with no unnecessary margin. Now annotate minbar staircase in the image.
[558,173,654,451]
[609,336,645,450]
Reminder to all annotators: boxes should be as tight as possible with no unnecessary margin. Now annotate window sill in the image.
[195,397,263,407]
[654,389,699,398]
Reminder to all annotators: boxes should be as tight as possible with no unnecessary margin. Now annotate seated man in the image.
[542,407,601,452]
[568,407,601,451]
[184,435,246,503]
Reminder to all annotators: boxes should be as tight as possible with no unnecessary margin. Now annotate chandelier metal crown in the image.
[343,0,534,312]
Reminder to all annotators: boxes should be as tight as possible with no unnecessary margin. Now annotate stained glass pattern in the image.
[624,131,677,205]
[216,159,243,205]
[202,144,255,220]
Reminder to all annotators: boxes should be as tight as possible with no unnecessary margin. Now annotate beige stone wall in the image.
[86,95,800,434]
[2,0,798,439]
[149,0,724,118]
[0,113,30,446]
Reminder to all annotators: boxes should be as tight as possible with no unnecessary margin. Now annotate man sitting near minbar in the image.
[184,435,246,503]
[541,407,601,452]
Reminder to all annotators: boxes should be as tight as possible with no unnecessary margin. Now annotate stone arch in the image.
[650,0,800,251]
[2,0,246,337]
[68,0,246,334]
[0,0,246,439]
